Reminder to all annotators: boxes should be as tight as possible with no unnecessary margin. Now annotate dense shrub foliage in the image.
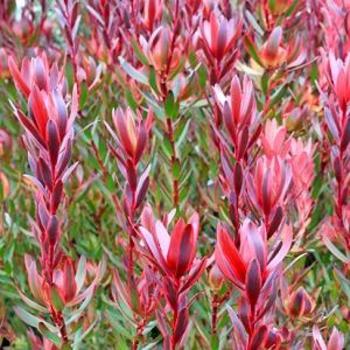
[0,0,349,349]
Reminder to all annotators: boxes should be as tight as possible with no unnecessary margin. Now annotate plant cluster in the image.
[0,0,349,349]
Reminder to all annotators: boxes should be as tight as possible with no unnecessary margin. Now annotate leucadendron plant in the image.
[0,0,349,348]
[8,53,105,348]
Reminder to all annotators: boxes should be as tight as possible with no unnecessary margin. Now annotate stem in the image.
[211,294,219,336]
[132,320,146,350]
[170,282,180,350]
[167,117,180,207]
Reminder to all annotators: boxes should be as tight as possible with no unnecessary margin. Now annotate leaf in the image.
[119,57,148,85]
[334,269,350,303]
[50,285,65,311]
[172,160,181,180]
[14,306,56,332]
[38,322,61,346]
[131,38,149,66]
[79,82,89,109]
[270,84,287,107]
[175,119,191,150]
[148,66,159,93]
[17,289,47,313]
[165,91,179,119]
[73,315,100,349]
[65,287,94,325]
[76,255,87,293]
[261,72,269,95]
[125,89,138,111]
[244,36,263,66]
[197,65,207,89]
[323,236,349,263]
[245,10,264,36]
[161,137,173,159]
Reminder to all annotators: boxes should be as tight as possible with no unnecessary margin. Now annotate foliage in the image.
[0,0,349,349]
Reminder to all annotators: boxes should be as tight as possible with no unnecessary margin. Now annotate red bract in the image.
[142,0,163,32]
[8,53,65,98]
[214,75,259,159]
[11,71,77,285]
[321,50,350,252]
[200,11,241,62]
[247,25,305,70]
[285,287,314,318]
[112,266,160,319]
[140,207,201,279]
[259,26,286,68]
[216,220,293,349]
[246,156,291,235]
[141,26,183,74]
[215,219,292,289]
[260,119,290,159]
[111,107,152,166]
[8,54,102,345]
[313,326,344,350]
[139,206,206,349]
[322,51,350,112]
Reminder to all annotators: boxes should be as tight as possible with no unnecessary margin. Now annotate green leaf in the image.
[148,66,159,93]
[285,0,299,17]
[244,36,263,66]
[268,0,276,13]
[130,38,149,66]
[261,72,269,95]
[175,119,190,151]
[161,137,173,159]
[125,89,138,111]
[119,57,148,85]
[50,285,65,311]
[165,91,179,119]
[270,84,287,107]
[38,322,61,346]
[245,10,264,36]
[198,65,207,89]
[79,82,88,109]
[73,316,100,349]
[14,306,43,328]
[172,160,181,180]
[76,255,87,292]
[323,236,349,263]
[334,269,350,303]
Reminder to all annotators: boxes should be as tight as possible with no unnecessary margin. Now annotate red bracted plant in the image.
[199,9,241,85]
[8,54,105,347]
[57,0,82,92]
[313,326,344,350]
[106,107,153,277]
[215,219,293,349]
[139,206,207,349]
[106,106,153,348]
[214,75,261,235]
[246,155,292,237]
[111,266,161,349]
[320,51,350,257]
[1,0,350,348]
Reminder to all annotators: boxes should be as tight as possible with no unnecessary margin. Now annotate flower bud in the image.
[209,263,224,291]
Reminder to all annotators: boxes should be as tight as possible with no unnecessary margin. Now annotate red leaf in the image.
[62,259,77,303]
[246,259,261,308]
[8,56,30,97]
[29,86,49,138]
[216,225,246,284]
[47,120,60,167]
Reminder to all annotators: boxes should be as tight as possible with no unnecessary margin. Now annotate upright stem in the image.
[167,117,180,207]
[211,294,219,335]
[170,283,180,350]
